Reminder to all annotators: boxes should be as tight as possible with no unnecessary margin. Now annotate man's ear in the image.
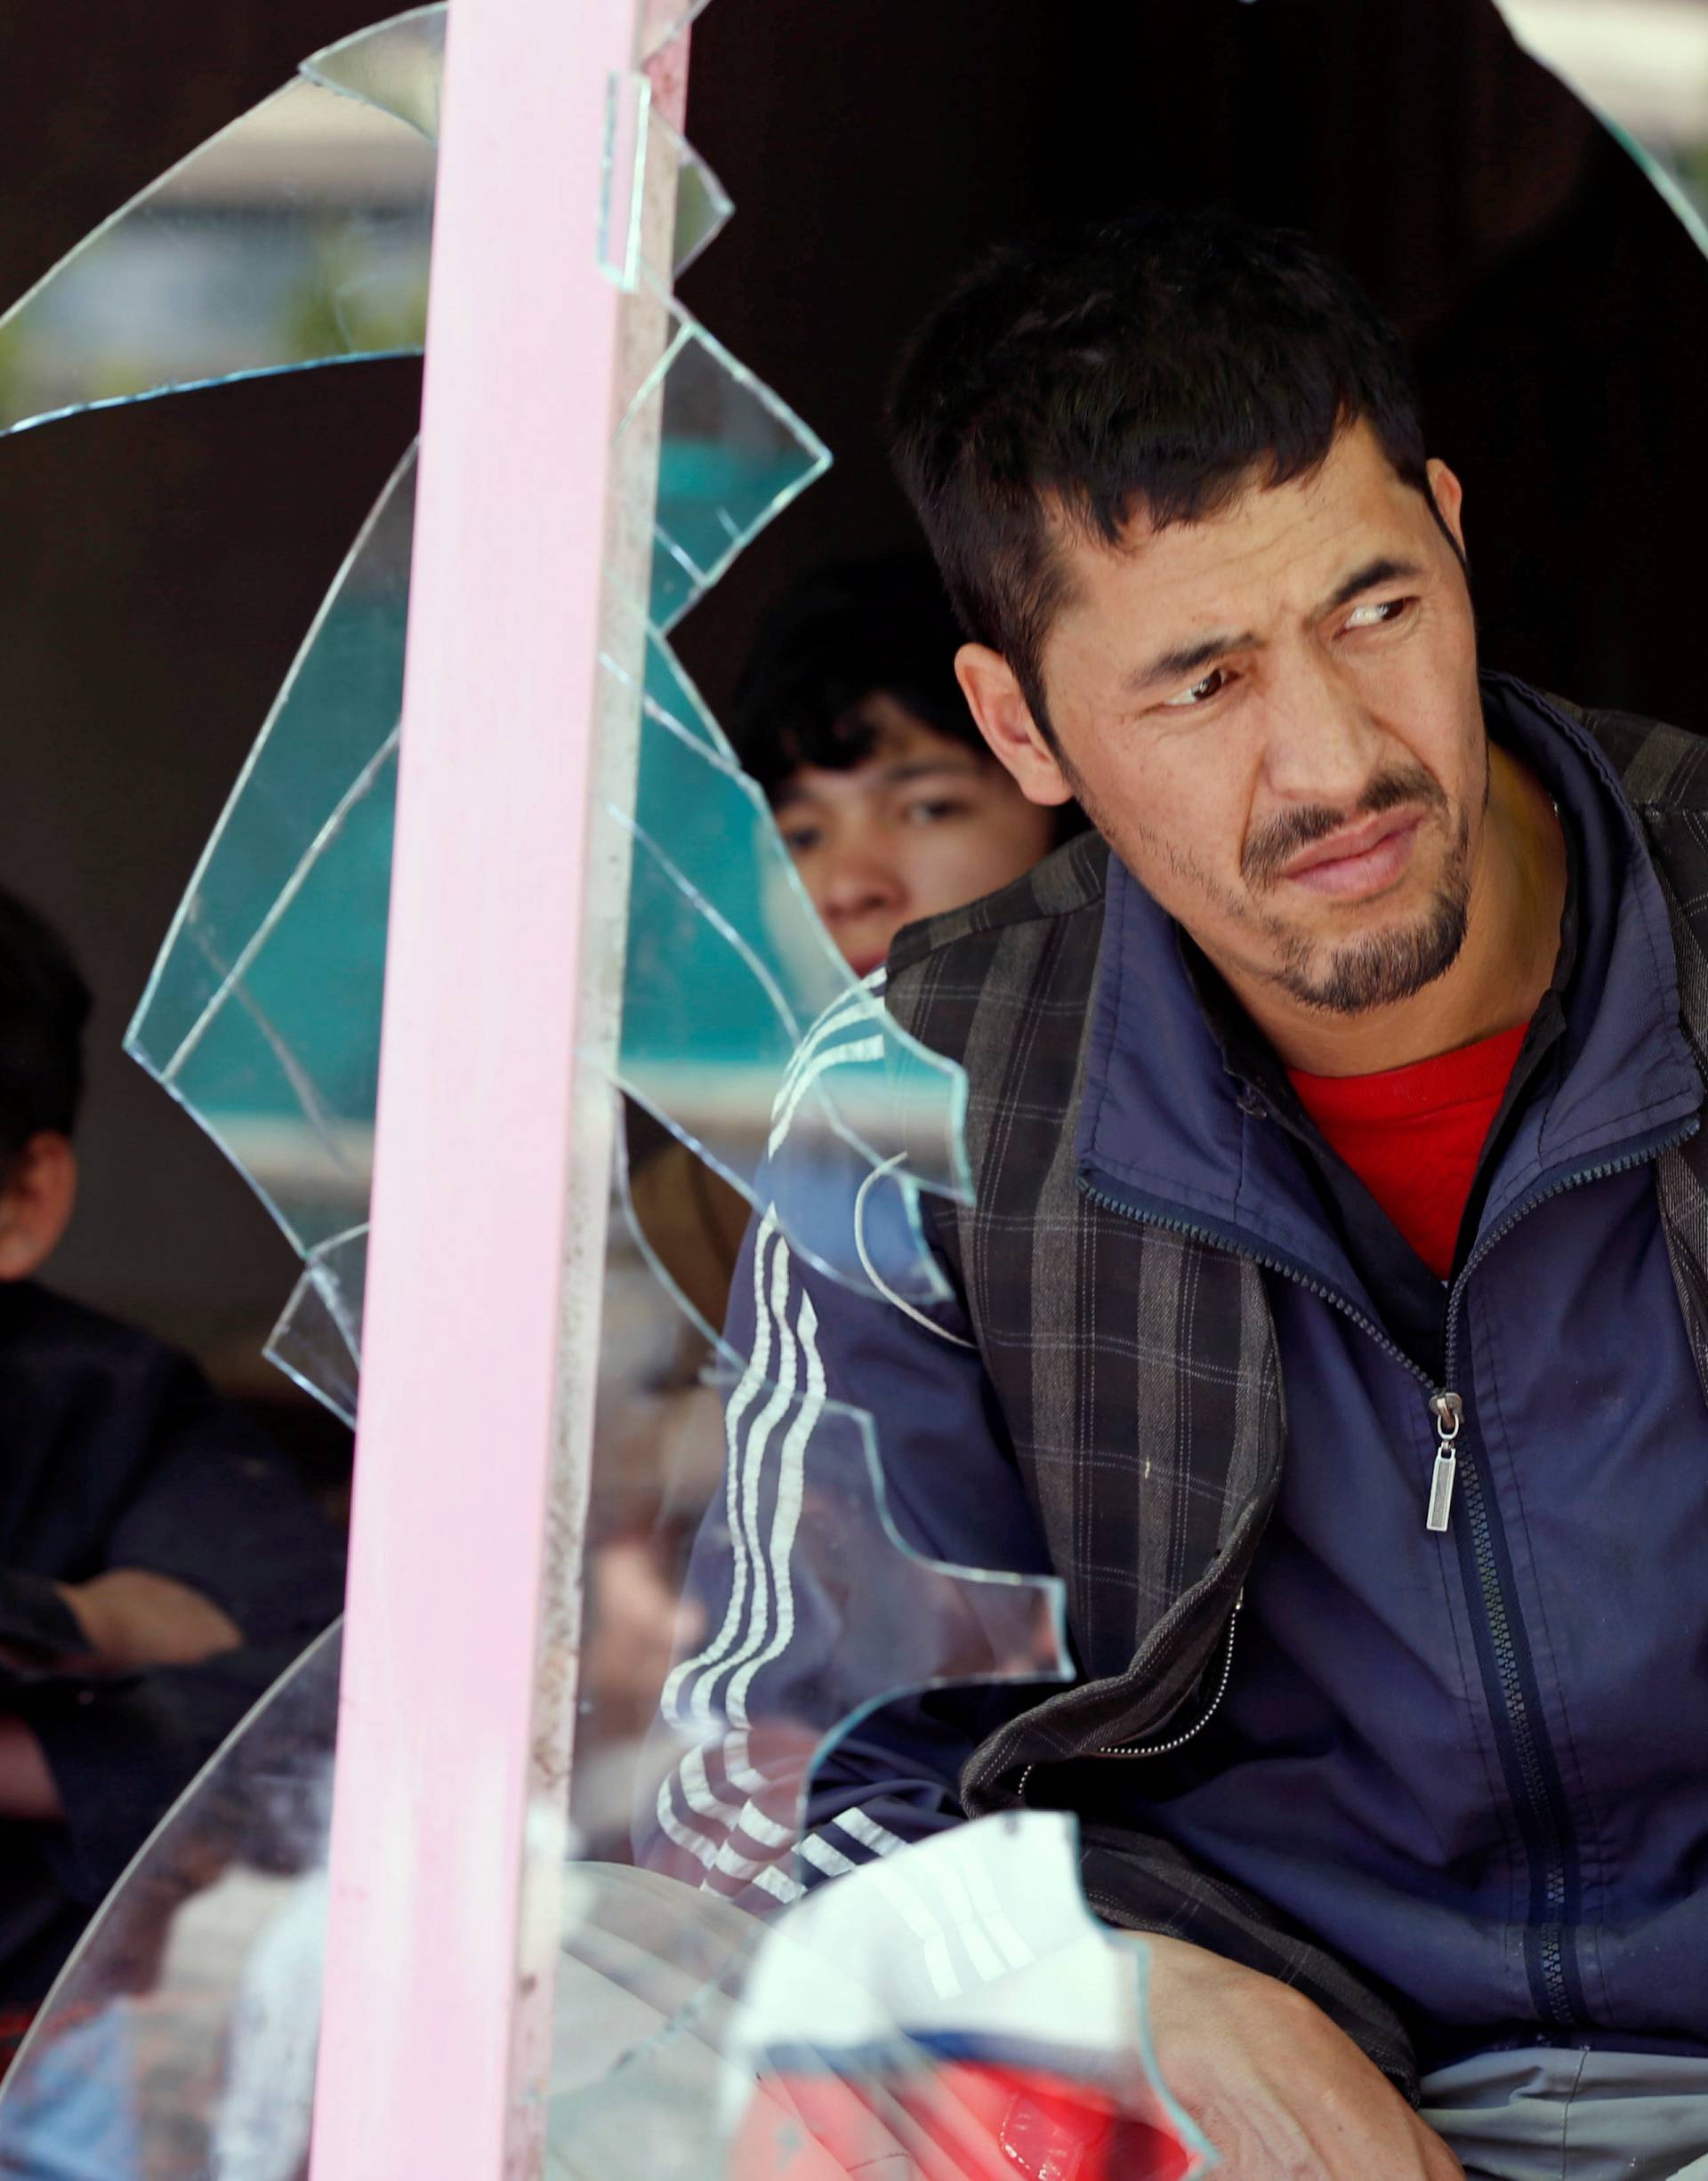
[1427,456,1466,557]
[0,1132,77,1281]
[955,645,1075,809]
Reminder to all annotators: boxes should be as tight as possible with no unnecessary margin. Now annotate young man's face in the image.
[0,1131,77,1281]
[960,422,1486,1019]
[774,698,1059,976]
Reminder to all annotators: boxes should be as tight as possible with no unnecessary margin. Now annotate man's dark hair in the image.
[0,886,91,1168]
[888,208,1438,739]
[728,555,978,801]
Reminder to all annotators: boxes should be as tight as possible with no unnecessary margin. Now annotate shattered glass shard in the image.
[658,112,735,279]
[546,1831,1206,2180]
[0,4,1146,2169]
[301,5,447,142]
[129,447,413,1072]
[542,1869,766,2181]
[125,405,956,1425]
[719,1816,1211,2181]
[0,1624,342,2177]
[120,437,405,1414]
[0,5,730,439]
[612,655,971,1300]
[120,453,406,1421]
[601,73,735,295]
[1495,0,1708,245]
[267,1227,370,1426]
[598,583,725,753]
[647,1209,1068,1902]
[0,75,434,438]
[616,299,831,632]
[154,727,393,1260]
[600,70,655,293]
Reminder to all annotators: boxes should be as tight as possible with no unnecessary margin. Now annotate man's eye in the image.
[780,825,822,854]
[902,798,969,826]
[1342,597,1414,632]
[1163,667,1233,710]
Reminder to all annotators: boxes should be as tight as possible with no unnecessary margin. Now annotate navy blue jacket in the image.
[655,681,1708,2075]
[0,1280,346,2003]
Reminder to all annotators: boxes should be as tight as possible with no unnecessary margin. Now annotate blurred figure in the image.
[0,884,344,2069]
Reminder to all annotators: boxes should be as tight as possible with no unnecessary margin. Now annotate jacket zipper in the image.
[1016,1593,1245,1801]
[1084,1120,1694,1525]
[1093,1590,1244,1758]
[1080,1113,1696,2032]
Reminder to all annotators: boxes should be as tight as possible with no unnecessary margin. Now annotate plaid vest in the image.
[882,699,1708,2092]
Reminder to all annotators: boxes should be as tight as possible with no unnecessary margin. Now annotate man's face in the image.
[964,423,1485,1019]
[775,698,1059,976]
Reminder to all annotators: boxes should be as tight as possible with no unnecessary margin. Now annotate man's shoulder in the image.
[886,831,1109,989]
[1546,691,1708,813]
[882,832,1110,1058]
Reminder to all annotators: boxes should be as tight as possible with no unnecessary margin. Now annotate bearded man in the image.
[658,210,1708,2181]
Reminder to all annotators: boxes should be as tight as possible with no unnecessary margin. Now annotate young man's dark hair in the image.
[888,207,1439,740]
[0,885,91,1171]
[727,554,976,799]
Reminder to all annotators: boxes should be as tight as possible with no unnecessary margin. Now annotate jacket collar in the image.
[1076,673,1704,1315]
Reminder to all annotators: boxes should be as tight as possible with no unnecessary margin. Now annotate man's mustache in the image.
[1242,766,1448,889]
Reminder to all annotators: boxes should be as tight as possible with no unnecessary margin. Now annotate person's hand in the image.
[1140,1933,1463,2179]
[57,1568,240,1672]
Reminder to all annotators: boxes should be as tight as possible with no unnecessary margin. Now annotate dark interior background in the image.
[0,0,1701,1445]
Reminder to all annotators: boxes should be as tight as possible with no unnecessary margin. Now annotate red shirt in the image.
[1286,1023,1530,1280]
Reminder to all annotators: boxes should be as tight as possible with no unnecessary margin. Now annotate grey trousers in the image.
[1421,2049,1708,2181]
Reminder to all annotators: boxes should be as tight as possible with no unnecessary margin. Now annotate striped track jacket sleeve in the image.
[643,1179,1065,1911]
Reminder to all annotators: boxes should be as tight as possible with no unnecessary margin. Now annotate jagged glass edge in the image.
[656,1430,1072,1842]
[640,0,719,65]
[265,1227,369,1427]
[0,74,433,441]
[617,286,834,636]
[0,1622,343,2106]
[1493,3,1708,254]
[300,3,447,142]
[125,444,415,1077]
[0,0,730,448]
[149,726,399,1099]
[711,1818,1215,2175]
[1128,1936,1217,2175]
[615,642,975,1211]
[124,730,396,1280]
[127,427,963,1414]
[653,110,734,278]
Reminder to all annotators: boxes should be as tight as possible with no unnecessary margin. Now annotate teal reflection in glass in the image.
[157,734,395,1261]
[660,113,736,278]
[115,403,880,1425]
[620,302,831,632]
[129,449,415,1074]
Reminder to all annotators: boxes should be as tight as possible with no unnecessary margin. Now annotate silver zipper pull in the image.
[1426,1391,1463,1533]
